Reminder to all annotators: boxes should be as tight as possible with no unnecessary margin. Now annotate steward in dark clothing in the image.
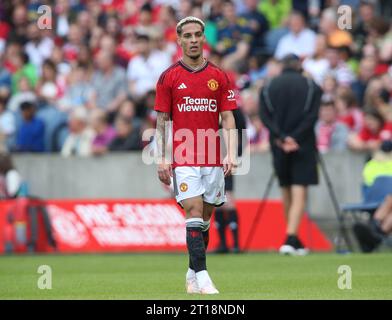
[259,54,322,186]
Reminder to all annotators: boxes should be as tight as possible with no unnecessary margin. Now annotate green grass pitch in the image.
[0,252,391,299]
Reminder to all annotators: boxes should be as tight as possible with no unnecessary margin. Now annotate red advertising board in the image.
[0,199,332,254]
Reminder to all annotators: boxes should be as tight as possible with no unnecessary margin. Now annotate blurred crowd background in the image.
[0,0,391,157]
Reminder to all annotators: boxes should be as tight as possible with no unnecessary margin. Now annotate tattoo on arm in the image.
[156,112,170,160]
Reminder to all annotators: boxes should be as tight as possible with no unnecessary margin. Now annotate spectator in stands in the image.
[90,50,127,120]
[241,0,269,55]
[25,23,54,71]
[351,57,376,107]
[367,18,391,65]
[319,7,353,48]
[36,59,62,103]
[325,46,356,87]
[62,24,84,63]
[247,113,270,153]
[99,34,117,62]
[118,98,142,127]
[54,0,75,39]
[321,73,338,102]
[302,34,329,86]
[75,45,94,78]
[353,0,376,51]
[274,11,316,60]
[117,24,138,63]
[76,10,94,43]
[338,45,358,76]
[14,101,45,153]
[139,90,157,130]
[240,89,269,153]
[6,76,37,113]
[108,116,142,152]
[335,88,363,133]
[0,97,15,152]
[89,25,105,57]
[216,0,253,70]
[364,78,392,123]
[104,14,122,44]
[10,51,38,95]
[8,4,29,44]
[58,63,94,113]
[61,107,94,157]
[90,109,116,156]
[135,3,159,37]
[0,53,12,97]
[127,33,171,100]
[157,5,178,47]
[50,45,71,79]
[348,110,390,152]
[316,100,349,153]
[258,0,291,30]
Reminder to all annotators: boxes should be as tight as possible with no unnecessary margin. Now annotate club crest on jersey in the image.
[180,183,188,192]
[207,79,219,91]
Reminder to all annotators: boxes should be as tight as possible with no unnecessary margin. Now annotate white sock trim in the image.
[186,218,204,223]
[186,217,204,228]
[202,219,211,232]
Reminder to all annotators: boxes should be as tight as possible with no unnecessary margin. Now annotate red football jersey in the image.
[154,60,237,167]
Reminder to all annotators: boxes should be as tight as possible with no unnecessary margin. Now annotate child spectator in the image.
[348,110,392,152]
[14,101,45,152]
[335,88,364,133]
[90,109,116,156]
[316,100,349,153]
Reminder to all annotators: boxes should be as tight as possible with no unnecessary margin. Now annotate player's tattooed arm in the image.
[156,111,170,160]
[156,111,172,185]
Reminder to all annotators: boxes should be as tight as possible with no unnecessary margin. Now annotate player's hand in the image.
[223,156,236,177]
[158,161,172,186]
[282,136,299,153]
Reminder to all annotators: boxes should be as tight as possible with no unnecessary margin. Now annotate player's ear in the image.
[176,34,182,46]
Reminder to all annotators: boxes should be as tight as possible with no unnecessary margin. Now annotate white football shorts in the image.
[172,166,226,207]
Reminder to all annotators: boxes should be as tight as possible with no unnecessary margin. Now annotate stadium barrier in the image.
[0,199,332,254]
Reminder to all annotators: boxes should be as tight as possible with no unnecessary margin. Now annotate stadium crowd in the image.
[0,0,391,156]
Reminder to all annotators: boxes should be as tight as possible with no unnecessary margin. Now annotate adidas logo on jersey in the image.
[177,83,187,89]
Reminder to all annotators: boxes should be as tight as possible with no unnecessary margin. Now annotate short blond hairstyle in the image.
[176,16,205,35]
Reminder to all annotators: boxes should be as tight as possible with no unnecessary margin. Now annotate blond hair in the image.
[176,16,205,35]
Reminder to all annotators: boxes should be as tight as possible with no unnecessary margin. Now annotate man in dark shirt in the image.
[259,54,322,256]
[15,101,45,152]
[241,0,269,55]
[108,116,142,151]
